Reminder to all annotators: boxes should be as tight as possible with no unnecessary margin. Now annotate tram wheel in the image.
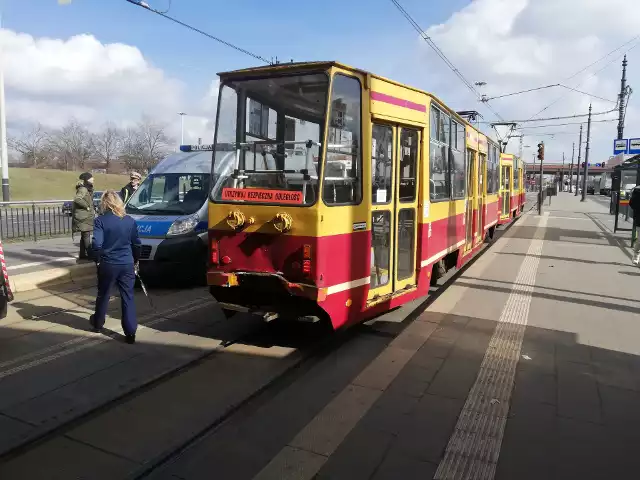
[431,260,446,286]
[484,227,494,244]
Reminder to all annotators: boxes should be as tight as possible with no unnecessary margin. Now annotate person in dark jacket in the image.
[71,172,95,260]
[90,190,142,344]
[630,185,640,265]
[72,172,95,260]
[120,171,142,203]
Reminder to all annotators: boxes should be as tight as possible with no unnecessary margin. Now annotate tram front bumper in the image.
[207,270,327,302]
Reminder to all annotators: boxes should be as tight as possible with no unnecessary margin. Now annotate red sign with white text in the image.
[221,187,304,204]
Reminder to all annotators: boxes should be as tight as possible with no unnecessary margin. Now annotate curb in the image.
[9,262,96,293]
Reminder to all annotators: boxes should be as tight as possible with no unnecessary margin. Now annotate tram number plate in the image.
[353,221,367,231]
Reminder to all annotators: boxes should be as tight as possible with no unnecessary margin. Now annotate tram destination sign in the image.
[221,187,304,204]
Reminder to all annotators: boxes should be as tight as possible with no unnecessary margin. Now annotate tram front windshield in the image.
[211,73,329,206]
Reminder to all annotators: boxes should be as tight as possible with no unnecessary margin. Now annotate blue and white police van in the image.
[125,143,233,282]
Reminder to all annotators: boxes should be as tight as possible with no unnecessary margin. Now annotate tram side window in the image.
[451,121,465,199]
[399,129,418,202]
[514,159,520,190]
[488,145,498,194]
[371,124,393,204]
[493,148,499,194]
[429,106,450,201]
[323,74,362,205]
[370,211,391,288]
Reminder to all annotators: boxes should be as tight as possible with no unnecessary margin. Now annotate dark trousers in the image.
[79,231,92,259]
[94,263,137,336]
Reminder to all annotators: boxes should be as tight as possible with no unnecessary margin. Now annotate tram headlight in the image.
[167,214,199,236]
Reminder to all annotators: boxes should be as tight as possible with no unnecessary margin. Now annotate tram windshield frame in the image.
[210,71,331,207]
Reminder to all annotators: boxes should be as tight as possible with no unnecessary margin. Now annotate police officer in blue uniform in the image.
[89,190,142,344]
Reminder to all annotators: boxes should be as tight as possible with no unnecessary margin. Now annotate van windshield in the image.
[126,173,210,215]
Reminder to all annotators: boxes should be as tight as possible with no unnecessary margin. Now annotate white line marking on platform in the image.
[7,257,77,271]
[434,212,548,480]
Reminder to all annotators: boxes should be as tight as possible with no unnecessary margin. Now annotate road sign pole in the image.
[575,126,583,197]
[581,105,592,202]
[538,156,543,215]
[569,142,575,193]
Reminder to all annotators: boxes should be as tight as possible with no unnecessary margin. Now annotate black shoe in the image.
[89,315,102,333]
[125,334,136,344]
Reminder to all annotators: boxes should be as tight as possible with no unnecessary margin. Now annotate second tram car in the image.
[498,153,526,224]
[206,61,525,330]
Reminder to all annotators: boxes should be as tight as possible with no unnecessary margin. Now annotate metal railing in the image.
[0,200,74,241]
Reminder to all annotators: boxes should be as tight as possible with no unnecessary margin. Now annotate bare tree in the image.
[137,115,173,172]
[9,115,175,173]
[119,126,145,172]
[47,119,93,171]
[91,123,122,173]
[8,123,50,167]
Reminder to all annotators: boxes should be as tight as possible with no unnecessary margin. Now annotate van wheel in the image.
[222,309,236,319]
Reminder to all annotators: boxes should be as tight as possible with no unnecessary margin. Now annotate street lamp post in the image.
[0,12,9,201]
[575,125,583,197]
[178,112,187,146]
[581,104,592,202]
[0,57,8,202]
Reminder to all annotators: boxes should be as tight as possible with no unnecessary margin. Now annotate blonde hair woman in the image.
[89,190,142,344]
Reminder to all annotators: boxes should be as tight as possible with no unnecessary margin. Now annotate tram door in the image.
[465,149,476,252]
[477,153,486,243]
[501,165,512,217]
[368,123,420,301]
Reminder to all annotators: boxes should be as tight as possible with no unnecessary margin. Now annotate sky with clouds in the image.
[1,0,639,163]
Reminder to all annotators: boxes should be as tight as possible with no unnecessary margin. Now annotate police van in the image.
[125,144,233,282]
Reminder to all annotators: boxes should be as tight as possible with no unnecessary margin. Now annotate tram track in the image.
[0,212,524,479]
[0,294,219,457]
[126,217,524,480]
[0,296,214,380]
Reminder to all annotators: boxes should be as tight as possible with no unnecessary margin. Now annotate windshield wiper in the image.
[142,208,187,215]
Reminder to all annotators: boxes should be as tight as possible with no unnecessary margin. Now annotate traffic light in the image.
[582,162,586,168]
[537,142,544,161]
[602,161,606,168]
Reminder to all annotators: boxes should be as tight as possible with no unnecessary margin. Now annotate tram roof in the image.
[218,61,441,99]
[218,61,498,147]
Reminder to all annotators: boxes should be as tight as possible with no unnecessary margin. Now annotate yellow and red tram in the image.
[206,61,524,330]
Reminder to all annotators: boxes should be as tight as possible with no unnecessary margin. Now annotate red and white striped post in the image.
[0,238,14,302]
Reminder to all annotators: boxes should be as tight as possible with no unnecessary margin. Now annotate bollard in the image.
[0,238,14,302]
